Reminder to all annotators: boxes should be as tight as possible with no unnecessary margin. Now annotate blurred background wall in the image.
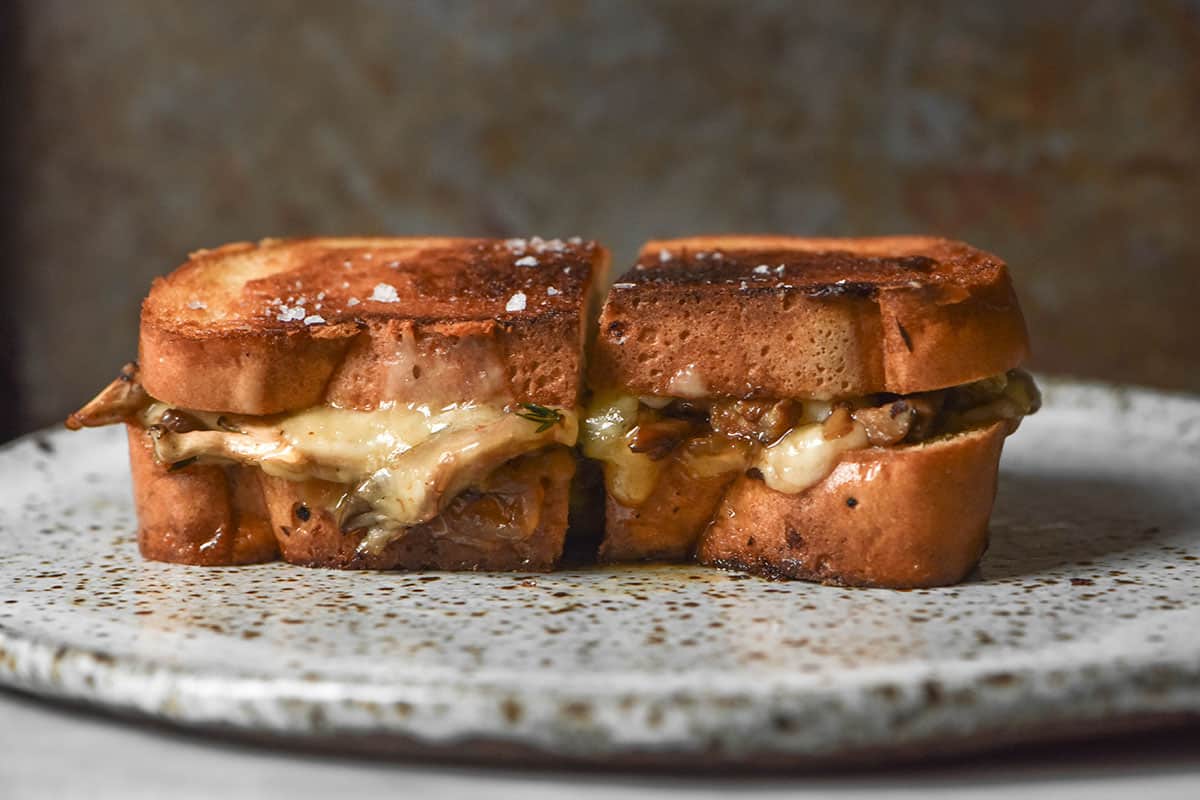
[2,0,1198,437]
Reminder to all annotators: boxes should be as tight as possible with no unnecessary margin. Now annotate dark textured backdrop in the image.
[5,0,1199,435]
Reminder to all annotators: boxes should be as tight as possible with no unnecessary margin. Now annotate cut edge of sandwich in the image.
[582,235,1039,587]
[581,369,1039,582]
[67,236,606,570]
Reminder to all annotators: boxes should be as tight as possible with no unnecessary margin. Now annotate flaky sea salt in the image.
[277,306,306,322]
[546,286,560,296]
[370,283,399,303]
[515,255,539,267]
[347,297,360,306]
[508,236,570,255]
[505,292,527,312]
[303,314,326,325]
[612,282,636,289]
[754,265,770,274]
[187,299,207,310]
[659,249,671,263]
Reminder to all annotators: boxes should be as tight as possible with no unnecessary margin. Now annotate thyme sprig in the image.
[515,403,563,433]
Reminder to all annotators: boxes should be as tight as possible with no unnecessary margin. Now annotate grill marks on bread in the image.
[138,237,606,413]
[632,249,946,294]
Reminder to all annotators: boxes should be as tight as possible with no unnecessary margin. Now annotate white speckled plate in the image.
[1,378,1199,767]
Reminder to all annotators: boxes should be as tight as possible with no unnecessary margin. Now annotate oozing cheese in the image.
[146,401,578,530]
[753,421,869,494]
[580,392,664,506]
[580,392,868,503]
[581,370,1039,507]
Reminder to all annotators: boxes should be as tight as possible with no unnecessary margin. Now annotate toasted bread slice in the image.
[598,459,738,562]
[696,422,1007,588]
[141,237,606,413]
[590,236,1028,399]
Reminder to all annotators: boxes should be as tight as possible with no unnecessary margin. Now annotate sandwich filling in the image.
[582,369,1040,507]
[70,364,578,553]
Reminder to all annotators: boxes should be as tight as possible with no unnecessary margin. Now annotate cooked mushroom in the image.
[65,362,149,430]
[350,413,567,529]
[159,408,205,433]
[148,427,311,478]
[901,392,946,441]
[851,401,916,446]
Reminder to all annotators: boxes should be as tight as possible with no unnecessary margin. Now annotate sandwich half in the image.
[585,236,1038,588]
[68,236,606,571]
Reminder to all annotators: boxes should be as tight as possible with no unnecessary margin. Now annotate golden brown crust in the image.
[695,423,1008,588]
[127,425,279,566]
[139,237,606,413]
[138,326,356,416]
[599,461,739,562]
[591,236,1029,399]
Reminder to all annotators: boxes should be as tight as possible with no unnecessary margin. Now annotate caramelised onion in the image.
[820,407,856,440]
[677,434,752,478]
[709,398,800,444]
[627,417,695,461]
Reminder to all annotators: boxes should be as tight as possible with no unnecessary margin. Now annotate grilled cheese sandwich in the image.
[67,236,605,570]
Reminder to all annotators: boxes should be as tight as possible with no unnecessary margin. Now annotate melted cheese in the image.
[753,422,869,494]
[581,391,871,504]
[666,364,707,399]
[147,402,578,530]
[582,371,1038,507]
[580,391,664,506]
